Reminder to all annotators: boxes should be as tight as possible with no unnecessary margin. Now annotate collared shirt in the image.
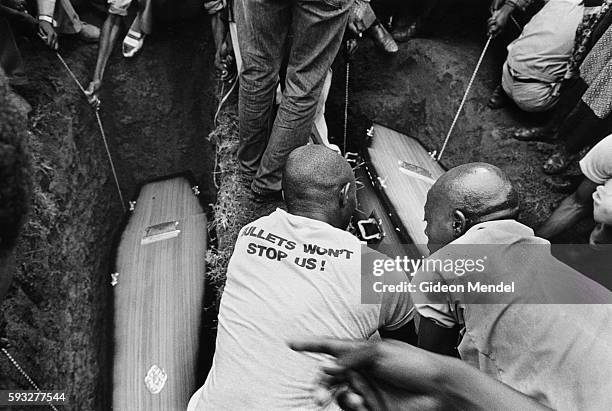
[413,219,612,410]
[506,0,584,82]
[189,209,414,410]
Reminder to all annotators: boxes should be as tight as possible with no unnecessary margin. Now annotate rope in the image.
[511,15,522,31]
[51,49,127,212]
[1,348,59,411]
[214,78,238,127]
[436,35,492,161]
[95,110,126,212]
[343,59,350,154]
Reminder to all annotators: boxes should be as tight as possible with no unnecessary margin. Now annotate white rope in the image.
[214,79,238,127]
[511,15,522,31]
[437,35,493,161]
[52,50,127,212]
[343,60,350,153]
[1,348,60,411]
[95,110,126,212]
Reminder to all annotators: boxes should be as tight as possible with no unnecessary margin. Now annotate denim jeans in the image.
[235,0,352,194]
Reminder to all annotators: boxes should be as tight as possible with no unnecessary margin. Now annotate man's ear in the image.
[339,182,351,208]
[452,210,468,238]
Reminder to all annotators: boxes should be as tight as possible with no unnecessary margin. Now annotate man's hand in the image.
[348,0,373,35]
[290,339,445,411]
[38,20,58,50]
[291,338,552,411]
[85,80,102,109]
[488,6,513,38]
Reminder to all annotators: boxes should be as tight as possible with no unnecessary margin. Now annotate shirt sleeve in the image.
[412,268,459,329]
[378,268,415,331]
[580,135,612,185]
[37,0,57,22]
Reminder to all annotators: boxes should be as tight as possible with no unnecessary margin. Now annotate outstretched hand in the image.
[348,0,373,35]
[84,80,102,109]
[38,20,58,50]
[290,339,445,411]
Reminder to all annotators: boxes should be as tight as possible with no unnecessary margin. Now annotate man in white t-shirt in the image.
[188,145,415,410]
[538,134,612,244]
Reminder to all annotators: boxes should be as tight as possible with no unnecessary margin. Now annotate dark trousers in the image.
[0,18,23,77]
[235,0,352,194]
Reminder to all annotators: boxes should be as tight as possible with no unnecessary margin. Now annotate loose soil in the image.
[1,13,217,411]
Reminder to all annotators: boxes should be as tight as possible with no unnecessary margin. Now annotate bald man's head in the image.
[424,163,519,252]
[282,145,356,229]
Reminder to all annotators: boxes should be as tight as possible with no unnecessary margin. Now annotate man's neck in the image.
[287,208,340,229]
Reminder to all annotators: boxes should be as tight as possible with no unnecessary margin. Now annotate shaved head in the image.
[424,163,519,252]
[283,145,356,228]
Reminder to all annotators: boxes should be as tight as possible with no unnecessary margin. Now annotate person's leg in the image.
[251,0,351,194]
[392,0,440,42]
[137,0,154,35]
[563,104,608,155]
[236,0,290,180]
[0,18,24,78]
[541,104,606,175]
[537,178,599,239]
[53,0,83,34]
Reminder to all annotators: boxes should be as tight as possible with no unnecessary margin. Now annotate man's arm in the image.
[291,339,551,411]
[85,13,122,105]
[488,0,537,37]
[36,0,58,49]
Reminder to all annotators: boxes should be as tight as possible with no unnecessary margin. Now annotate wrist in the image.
[38,15,57,27]
[501,3,516,13]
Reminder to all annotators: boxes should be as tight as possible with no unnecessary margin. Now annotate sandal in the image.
[122,29,145,58]
[542,150,576,175]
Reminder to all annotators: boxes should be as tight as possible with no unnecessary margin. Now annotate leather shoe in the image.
[366,23,398,54]
[487,84,508,109]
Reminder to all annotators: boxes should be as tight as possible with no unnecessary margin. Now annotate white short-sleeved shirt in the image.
[412,220,612,410]
[580,134,612,185]
[188,209,414,410]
